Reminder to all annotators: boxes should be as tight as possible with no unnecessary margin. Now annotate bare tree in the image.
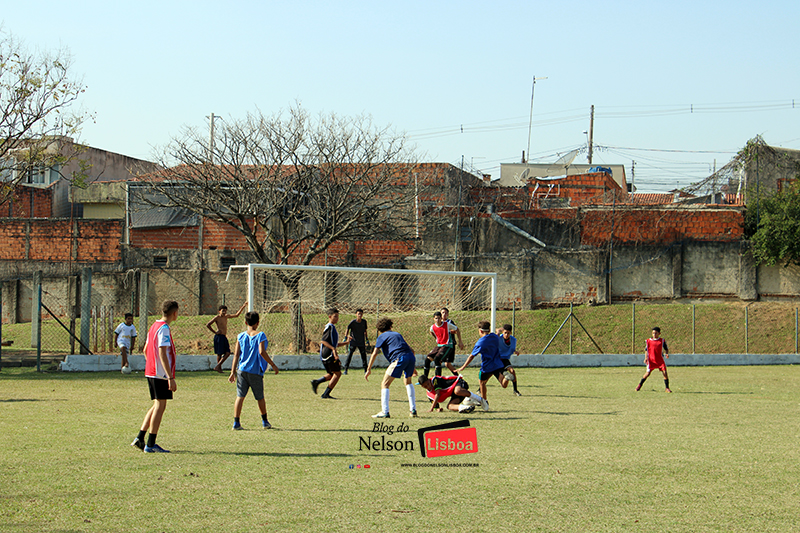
[0,30,88,207]
[140,105,421,350]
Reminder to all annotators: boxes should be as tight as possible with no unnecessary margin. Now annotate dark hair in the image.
[162,300,179,315]
[417,375,430,386]
[218,305,228,311]
[355,308,364,314]
[503,324,512,332]
[376,317,393,332]
[433,311,442,318]
[124,313,133,319]
[441,307,450,313]
[652,326,661,333]
[478,320,491,332]
[327,308,339,316]
[245,311,260,327]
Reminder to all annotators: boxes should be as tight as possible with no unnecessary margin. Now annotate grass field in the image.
[1,365,799,532]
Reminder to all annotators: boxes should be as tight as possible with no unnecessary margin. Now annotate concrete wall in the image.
[532,249,606,305]
[758,263,800,298]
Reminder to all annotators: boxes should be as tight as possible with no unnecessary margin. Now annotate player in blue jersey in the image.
[497,324,521,396]
[455,320,511,411]
[311,308,351,399]
[365,317,418,418]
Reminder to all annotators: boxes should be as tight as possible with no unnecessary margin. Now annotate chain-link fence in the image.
[3,272,799,369]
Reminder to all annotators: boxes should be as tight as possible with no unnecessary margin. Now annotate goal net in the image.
[232,264,497,356]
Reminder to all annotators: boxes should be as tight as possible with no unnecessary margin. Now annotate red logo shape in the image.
[424,427,478,458]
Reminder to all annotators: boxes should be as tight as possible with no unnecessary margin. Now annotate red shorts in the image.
[647,356,666,373]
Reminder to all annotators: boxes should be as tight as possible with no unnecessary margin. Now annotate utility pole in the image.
[208,112,217,164]
[630,160,635,201]
[588,105,594,165]
[526,75,548,164]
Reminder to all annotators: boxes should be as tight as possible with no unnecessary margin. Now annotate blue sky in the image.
[3,1,799,192]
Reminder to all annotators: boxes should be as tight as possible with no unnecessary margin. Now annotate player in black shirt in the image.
[344,309,370,375]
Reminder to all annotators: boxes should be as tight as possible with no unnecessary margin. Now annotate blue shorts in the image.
[214,334,230,356]
[385,354,416,379]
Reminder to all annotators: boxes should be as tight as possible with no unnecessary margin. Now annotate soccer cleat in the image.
[409,410,418,418]
[372,412,390,418]
[233,423,244,430]
[665,388,672,393]
[635,384,642,391]
[320,392,335,399]
[343,369,348,375]
[459,404,475,414]
[262,420,272,429]
[503,371,516,382]
[311,380,319,395]
[143,444,170,453]
[481,398,490,412]
[514,390,522,397]
[131,438,145,451]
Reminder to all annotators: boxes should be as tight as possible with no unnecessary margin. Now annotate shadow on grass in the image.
[678,391,754,395]
[535,410,620,416]
[0,398,68,402]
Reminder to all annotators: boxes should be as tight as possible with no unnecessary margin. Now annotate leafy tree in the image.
[746,180,800,266]
[0,30,88,207]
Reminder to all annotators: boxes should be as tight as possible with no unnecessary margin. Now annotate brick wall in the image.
[2,186,53,218]
[0,219,122,262]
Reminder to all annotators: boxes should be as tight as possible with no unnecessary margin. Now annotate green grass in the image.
[4,301,800,356]
[1,366,799,532]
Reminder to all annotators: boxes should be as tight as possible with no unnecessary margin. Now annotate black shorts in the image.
[148,377,173,400]
[501,358,512,369]
[478,369,504,382]
[214,334,230,356]
[440,344,456,363]
[427,345,448,362]
[455,376,469,391]
[322,357,342,374]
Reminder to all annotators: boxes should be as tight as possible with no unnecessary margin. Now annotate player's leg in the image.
[636,368,652,391]
[446,396,462,411]
[423,347,438,377]
[358,345,368,373]
[373,368,396,418]
[321,360,342,398]
[250,375,271,428]
[454,383,485,407]
[402,358,417,417]
[433,348,446,377]
[661,367,671,392]
[233,372,250,429]
[121,346,129,369]
[133,402,154,450]
[145,399,169,452]
[311,372,331,394]
[478,377,491,411]
[344,344,356,374]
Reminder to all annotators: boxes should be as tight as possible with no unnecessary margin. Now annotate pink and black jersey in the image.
[430,321,456,346]
[645,337,668,371]
[145,320,176,380]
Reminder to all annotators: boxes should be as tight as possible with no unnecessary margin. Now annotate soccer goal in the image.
[227,264,497,355]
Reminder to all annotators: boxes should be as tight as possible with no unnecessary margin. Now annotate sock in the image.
[664,379,670,389]
[381,388,390,414]
[234,417,240,425]
[450,367,459,376]
[323,387,332,396]
[137,430,146,442]
[435,365,442,376]
[512,378,519,392]
[146,433,157,448]
[406,383,416,411]
[638,378,647,387]
[424,358,431,376]
[261,413,268,422]
[313,377,325,385]
[469,392,483,403]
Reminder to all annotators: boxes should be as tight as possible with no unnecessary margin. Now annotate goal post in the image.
[231,263,497,355]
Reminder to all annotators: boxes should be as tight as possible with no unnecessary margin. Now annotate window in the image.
[153,256,168,268]
[220,256,236,271]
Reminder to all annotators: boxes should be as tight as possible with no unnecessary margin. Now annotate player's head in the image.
[441,307,450,319]
[417,375,433,391]
[502,324,512,339]
[245,311,260,327]
[124,313,133,325]
[327,308,339,324]
[376,317,393,333]
[478,320,491,336]
[355,309,363,319]
[162,300,179,322]
[218,305,228,316]
[433,311,443,324]
[652,327,661,338]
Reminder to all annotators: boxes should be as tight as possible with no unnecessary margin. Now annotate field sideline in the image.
[1,365,799,532]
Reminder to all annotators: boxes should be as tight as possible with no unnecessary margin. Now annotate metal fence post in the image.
[795,308,798,355]
[35,279,42,372]
[569,302,573,355]
[31,271,42,349]
[512,301,516,333]
[745,306,749,355]
[80,268,92,355]
[692,304,696,354]
[631,303,636,354]
[0,286,3,371]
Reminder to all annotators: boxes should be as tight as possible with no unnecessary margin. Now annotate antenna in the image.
[554,149,578,167]
[525,75,548,163]
[515,167,531,186]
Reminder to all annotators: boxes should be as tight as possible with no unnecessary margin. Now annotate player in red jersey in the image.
[636,326,671,393]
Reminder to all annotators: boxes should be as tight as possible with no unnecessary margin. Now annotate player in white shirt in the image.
[114,313,138,373]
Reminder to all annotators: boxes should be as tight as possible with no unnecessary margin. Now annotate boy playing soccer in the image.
[344,309,369,375]
[418,374,487,413]
[206,301,248,373]
[228,311,279,430]
[311,308,351,399]
[455,320,510,411]
[131,300,179,453]
[636,326,672,393]
[365,317,418,418]
[113,313,137,373]
[497,324,521,396]
[423,311,458,377]
[439,307,465,376]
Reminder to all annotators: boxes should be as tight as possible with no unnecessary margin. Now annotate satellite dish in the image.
[554,149,579,167]
[515,167,531,185]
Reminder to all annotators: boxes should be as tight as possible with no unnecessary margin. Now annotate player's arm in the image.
[429,389,443,412]
[229,301,248,318]
[206,316,219,334]
[158,346,176,391]
[663,339,669,358]
[365,346,381,381]
[456,354,476,374]
[228,340,241,383]
[113,331,119,345]
[130,334,137,352]
[259,341,279,375]
[455,326,464,350]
